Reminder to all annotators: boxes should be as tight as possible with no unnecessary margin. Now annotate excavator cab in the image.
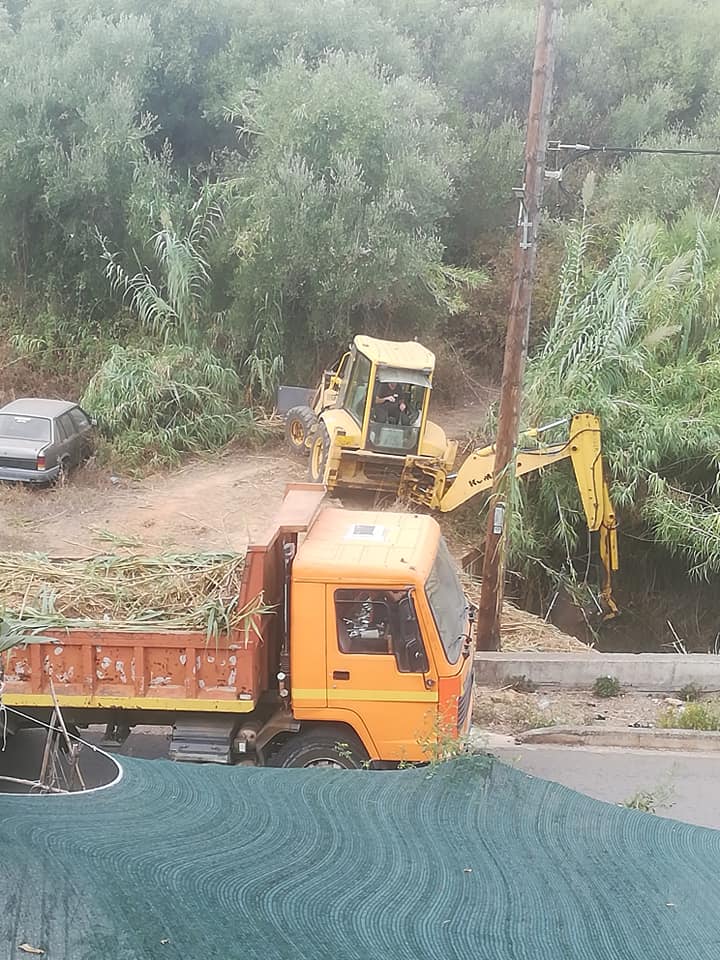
[288,335,455,493]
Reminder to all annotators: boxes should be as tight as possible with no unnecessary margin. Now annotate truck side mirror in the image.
[395,595,429,674]
[404,635,429,674]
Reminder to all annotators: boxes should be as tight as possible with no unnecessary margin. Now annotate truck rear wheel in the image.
[285,405,317,456]
[309,422,330,483]
[268,727,368,769]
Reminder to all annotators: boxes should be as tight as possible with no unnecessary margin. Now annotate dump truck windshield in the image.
[425,537,467,664]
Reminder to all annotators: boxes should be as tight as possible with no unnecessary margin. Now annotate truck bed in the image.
[1,484,326,720]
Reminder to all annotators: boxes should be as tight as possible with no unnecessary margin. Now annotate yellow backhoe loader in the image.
[280,335,456,475]
[278,336,618,615]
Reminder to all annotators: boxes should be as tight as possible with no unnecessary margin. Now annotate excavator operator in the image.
[373,381,417,426]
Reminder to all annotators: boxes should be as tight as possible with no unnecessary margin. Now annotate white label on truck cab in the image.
[345,524,386,542]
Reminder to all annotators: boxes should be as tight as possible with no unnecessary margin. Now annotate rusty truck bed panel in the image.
[3,628,262,712]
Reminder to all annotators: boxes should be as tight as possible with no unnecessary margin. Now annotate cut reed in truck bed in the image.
[0,552,266,636]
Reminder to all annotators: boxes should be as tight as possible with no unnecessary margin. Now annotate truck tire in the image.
[285,405,317,456]
[309,422,330,483]
[268,727,368,769]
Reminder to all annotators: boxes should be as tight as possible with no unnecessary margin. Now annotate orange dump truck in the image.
[2,485,474,768]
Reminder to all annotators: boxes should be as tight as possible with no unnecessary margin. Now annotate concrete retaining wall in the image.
[474,651,720,694]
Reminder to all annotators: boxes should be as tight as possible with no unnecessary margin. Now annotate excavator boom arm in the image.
[438,412,618,615]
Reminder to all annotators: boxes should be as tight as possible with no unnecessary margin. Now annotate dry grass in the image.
[461,574,595,653]
[0,341,80,407]
[473,689,556,733]
[500,602,595,652]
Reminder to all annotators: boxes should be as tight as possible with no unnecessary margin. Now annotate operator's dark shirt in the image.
[377,382,397,401]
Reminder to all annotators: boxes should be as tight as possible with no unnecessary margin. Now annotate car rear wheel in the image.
[285,405,317,456]
[55,457,70,486]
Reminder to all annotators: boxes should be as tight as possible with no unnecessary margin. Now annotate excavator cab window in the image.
[334,589,428,673]
[341,352,371,425]
[367,368,428,455]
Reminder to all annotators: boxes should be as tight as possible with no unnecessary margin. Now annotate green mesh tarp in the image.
[1,755,719,960]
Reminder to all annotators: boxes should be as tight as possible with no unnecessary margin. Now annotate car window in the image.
[0,414,51,442]
[69,407,90,431]
[59,413,76,439]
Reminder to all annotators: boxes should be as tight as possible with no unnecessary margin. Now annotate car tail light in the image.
[37,453,46,470]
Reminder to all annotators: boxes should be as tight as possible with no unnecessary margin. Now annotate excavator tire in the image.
[268,726,368,769]
[285,405,317,456]
[308,421,331,483]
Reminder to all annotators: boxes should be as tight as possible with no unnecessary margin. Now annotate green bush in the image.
[592,676,621,699]
[678,683,704,703]
[657,702,720,731]
[82,345,264,471]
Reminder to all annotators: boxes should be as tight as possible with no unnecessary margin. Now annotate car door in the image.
[68,406,93,460]
[55,413,78,467]
[326,586,439,761]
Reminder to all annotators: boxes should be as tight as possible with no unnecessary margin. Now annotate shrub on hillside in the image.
[82,345,263,471]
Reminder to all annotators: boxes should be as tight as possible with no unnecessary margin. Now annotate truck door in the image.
[326,586,438,760]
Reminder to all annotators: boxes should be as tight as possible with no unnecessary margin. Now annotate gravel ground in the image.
[472,685,694,737]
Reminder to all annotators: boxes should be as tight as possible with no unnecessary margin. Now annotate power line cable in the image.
[548,141,720,158]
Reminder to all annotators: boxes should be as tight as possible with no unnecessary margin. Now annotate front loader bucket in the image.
[327,447,446,504]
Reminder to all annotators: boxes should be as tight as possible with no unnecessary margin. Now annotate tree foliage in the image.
[2,0,718,353]
[82,344,263,470]
[3,0,720,594]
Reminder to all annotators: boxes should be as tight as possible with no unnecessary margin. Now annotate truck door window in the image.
[334,589,428,673]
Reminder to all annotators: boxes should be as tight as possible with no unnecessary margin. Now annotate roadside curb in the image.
[474,651,720,694]
[515,724,720,752]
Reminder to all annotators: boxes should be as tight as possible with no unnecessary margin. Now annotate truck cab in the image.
[285,503,474,765]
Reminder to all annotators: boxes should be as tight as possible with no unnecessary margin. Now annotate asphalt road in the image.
[490,741,720,829]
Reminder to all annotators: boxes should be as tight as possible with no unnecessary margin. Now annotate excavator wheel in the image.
[285,405,317,456]
[268,727,368,769]
[309,421,331,483]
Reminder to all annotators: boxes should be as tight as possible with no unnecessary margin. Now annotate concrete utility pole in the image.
[476,0,561,651]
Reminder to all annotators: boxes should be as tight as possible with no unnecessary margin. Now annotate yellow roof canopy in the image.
[353,335,435,373]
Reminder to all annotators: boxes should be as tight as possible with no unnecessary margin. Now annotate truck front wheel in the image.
[268,728,368,769]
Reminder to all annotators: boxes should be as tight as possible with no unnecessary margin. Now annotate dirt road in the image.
[0,446,302,557]
[0,401,491,557]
